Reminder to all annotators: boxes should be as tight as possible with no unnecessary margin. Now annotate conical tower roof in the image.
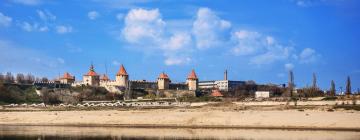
[158,72,169,79]
[85,64,98,76]
[100,74,110,81]
[62,72,74,80]
[187,69,198,80]
[116,64,128,76]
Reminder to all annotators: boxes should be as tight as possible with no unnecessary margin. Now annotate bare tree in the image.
[345,76,351,96]
[5,72,14,83]
[330,80,336,97]
[286,70,295,97]
[312,73,317,89]
[41,77,49,82]
[16,73,25,84]
[308,73,321,97]
[0,73,4,83]
[25,74,35,84]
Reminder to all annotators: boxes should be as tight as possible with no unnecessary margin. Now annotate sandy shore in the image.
[0,109,359,130]
[1,125,360,140]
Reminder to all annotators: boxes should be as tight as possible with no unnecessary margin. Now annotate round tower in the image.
[158,72,170,90]
[116,64,129,87]
[187,69,198,91]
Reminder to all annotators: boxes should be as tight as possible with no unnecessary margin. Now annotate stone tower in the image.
[100,74,110,82]
[158,72,170,90]
[116,64,129,87]
[60,72,75,84]
[83,64,100,86]
[187,69,198,91]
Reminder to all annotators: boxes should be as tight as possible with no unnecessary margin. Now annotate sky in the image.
[0,0,359,91]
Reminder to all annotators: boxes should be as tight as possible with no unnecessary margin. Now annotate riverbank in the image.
[0,125,360,140]
[1,106,360,131]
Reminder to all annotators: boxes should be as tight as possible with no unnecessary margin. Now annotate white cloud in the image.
[299,48,318,63]
[10,0,42,5]
[293,0,329,7]
[163,32,191,51]
[0,12,12,27]
[121,8,193,66]
[39,26,49,32]
[266,36,275,45]
[296,0,307,7]
[250,45,292,65]
[92,0,154,9]
[229,29,298,66]
[122,8,165,44]
[37,10,56,21]
[162,32,193,66]
[285,63,294,70]
[192,7,231,49]
[165,57,191,66]
[20,21,49,32]
[19,10,57,32]
[231,30,263,56]
[88,11,100,20]
[20,22,37,32]
[56,25,73,34]
[119,7,321,67]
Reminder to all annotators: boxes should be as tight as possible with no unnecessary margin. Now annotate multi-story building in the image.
[198,70,245,91]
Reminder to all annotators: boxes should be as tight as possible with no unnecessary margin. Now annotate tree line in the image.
[287,70,356,98]
[230,70,358,99]
[0,72,49,84]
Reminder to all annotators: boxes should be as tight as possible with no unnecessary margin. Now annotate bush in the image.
[322,96,337,101]
[144,93,156,100]
[0,84,41,104]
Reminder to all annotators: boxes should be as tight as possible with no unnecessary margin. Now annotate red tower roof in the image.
[85,64,98,76]
[100,74,110,81]
[187,69,198,80]
[211,89,224,97]
[116,64,128,76]
[158,72,169,79]
[62,72,74,80]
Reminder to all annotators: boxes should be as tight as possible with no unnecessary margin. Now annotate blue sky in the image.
[0,0,359,91]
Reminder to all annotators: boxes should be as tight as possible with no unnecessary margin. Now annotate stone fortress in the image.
[60,64,200,97]
[58,64,245,97]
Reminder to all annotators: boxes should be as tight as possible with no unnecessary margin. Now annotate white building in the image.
[255,91,270,98]
[198,70,245,91]
[199,80,245,91]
